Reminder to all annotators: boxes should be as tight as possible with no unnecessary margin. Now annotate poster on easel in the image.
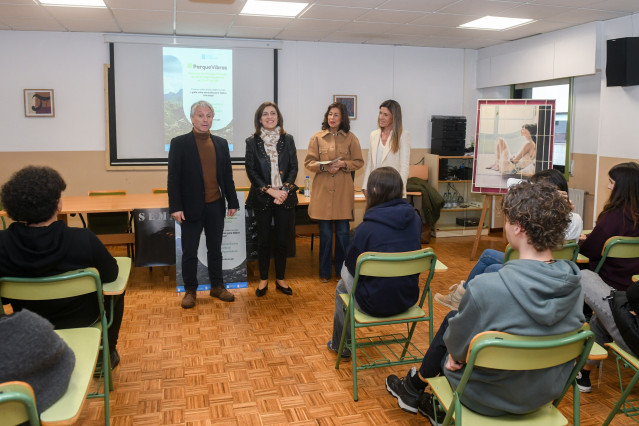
[175,194,247,292]
[472,99,555,194]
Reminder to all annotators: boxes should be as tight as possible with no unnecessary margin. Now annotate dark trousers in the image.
[254,206,294,280]
[318,219,350,279]
[181,199,225,291]
[419,311,457,379]
[107,293,125,351]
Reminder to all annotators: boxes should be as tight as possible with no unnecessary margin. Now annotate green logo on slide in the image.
[187,63,192,69]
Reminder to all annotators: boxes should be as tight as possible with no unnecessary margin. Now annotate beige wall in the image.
[0,148,430,228]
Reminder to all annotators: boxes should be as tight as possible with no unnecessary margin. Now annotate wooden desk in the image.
[59,193,168,214]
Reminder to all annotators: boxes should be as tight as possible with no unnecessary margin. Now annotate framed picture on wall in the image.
[333,95,357,120]
[24,89,55,117]
[472,99,555,194]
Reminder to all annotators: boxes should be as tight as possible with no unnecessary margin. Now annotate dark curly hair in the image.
[1,166,66,224]
[502,181,571,251]
[321,102,350,133]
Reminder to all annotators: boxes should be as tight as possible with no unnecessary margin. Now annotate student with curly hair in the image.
[0,166,123,368]
[386,181,584,423]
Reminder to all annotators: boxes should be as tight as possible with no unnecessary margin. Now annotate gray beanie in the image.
[0,309,75,413]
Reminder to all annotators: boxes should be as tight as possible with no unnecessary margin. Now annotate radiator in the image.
[568,188,585,217]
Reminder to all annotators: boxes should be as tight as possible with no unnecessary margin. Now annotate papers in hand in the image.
[317,157,342,165]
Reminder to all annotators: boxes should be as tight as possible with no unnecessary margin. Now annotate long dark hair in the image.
[522,123,538,143]
[365,167,403,211]
[321,102,350,133]
[530,168,568,192]
[253,102,286,138]
[598,162,639,227]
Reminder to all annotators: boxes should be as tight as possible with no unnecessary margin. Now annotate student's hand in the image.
[445,354,464,371]
[171,211,185,223]
[579,233,588,242]
[227,209,237,217]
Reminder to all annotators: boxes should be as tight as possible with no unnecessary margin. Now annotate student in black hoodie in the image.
[0,166,122,367]
[327,167,422,358]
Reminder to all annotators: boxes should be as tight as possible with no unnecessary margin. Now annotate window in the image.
[513,79,572,175]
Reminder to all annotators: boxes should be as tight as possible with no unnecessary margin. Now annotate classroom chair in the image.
[603,342,639,425]
[0,268,114,425]
[504,241,580,262]
[427,324,595,425]
[86,190,134,258]
[593,236,639,274]
[335,248,437,401]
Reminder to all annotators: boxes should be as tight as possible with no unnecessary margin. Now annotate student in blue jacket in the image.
[327,167,422,358]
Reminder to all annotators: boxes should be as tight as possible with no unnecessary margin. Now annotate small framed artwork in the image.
[24,89,55,117]
[333,95,357,120]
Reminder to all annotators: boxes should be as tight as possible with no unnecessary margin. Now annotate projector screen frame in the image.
[105,38,280,169]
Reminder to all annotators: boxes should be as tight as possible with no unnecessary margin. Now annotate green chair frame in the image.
[504,241,580,262]
[0,268,112,425]
[335,248,437,401]
[603,342,639,425]
[151,188,167,194]
[593,236,639,274]
[427,324,595,425]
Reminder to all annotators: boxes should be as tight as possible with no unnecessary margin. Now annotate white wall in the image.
[278,41,467,151]
[597,14,639,159]
[0,31,109,152]
[0,32,470,157]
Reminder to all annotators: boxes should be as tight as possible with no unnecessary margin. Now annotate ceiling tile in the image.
[356,9,426,24]
[437,0,521,15]
[226,26,283,39]
[547,7,625,24]
[531,0,603,7]
[313,0,385,6]
[364,33,425,45]
[286,18,348,31]
[111,9,174,34]
[386,24,442,37]
[176,12,235,37]
[588,0,639,13]
[0,4,50,18]
[105,0,173,10]
[377,0,462,13]
[233,15,293,28]
[410,13,481,27]
[301,5,370,20]
[276,28,334,41]
[503,4,571,20]
[0,16,67,31]
[177,0,245,14]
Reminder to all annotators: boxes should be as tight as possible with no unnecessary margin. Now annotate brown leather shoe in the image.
[210,286,235,302]
[181,290,197,309]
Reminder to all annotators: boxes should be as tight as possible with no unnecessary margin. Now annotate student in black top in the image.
[0,166,122,367]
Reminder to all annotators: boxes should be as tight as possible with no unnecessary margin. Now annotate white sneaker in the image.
[434,281,466,310]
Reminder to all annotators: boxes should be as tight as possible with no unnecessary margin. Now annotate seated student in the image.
[0,166,123,367]
[386,181,584,423]
[435,168,583,310]
[327,167,422,358]
[0,309,75,414]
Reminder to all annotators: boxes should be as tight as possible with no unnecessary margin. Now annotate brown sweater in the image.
[193,129,221,203]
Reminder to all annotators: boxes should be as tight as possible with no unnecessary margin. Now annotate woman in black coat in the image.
[245,102,298,296]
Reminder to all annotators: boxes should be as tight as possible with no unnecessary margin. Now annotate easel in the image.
[470,194,505,260]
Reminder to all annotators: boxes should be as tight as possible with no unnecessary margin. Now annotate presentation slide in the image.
[111,42,275,165]
[163,48,233,153]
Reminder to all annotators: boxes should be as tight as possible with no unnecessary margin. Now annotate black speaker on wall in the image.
[606,37,639,87]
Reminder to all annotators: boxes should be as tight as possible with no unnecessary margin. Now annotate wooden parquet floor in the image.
[73,234,639,425]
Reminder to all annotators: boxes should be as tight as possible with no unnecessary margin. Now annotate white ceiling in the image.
[1,0,638,49]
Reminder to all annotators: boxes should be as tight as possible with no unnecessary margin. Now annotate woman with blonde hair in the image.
[362,99,410,196]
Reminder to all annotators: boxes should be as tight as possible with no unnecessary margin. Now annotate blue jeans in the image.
[318,220,350,279]
[463,249,504,289]
[331,275,361,346]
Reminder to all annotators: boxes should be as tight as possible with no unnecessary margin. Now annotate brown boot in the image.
[181,289,197,309]
[421,224,431,244]
[210,286,235,302]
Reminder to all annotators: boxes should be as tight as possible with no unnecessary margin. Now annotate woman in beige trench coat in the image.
[304,102,364,282]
